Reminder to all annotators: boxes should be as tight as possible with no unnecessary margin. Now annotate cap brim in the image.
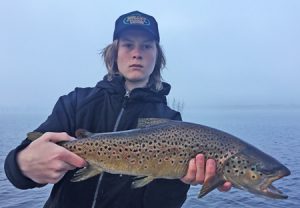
[114,26,158,41]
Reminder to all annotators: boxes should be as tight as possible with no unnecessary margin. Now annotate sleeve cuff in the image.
[4,143,46,189]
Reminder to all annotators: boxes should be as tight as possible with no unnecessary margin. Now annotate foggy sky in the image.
[1,0,299,112]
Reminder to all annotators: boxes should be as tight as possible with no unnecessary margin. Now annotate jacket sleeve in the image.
[4,91,77,190]
[4,140,46,189]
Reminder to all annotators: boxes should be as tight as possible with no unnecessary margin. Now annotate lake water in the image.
[0,106,299,208]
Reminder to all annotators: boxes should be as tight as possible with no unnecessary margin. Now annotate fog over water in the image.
[1,0,299,112]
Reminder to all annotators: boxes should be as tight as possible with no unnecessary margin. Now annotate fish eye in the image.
[261,169,274,175]
[257,166,273,175]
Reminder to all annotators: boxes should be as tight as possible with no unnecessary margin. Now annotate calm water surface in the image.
[0,107,299,207]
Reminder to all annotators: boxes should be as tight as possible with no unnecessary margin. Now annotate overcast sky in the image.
[1,0,299,112]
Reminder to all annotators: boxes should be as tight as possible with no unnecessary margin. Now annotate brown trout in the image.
[27,118,290,199]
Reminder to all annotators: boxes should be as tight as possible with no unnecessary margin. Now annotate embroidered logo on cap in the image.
[123,15,150,25]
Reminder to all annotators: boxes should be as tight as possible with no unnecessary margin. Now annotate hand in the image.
[180,154,231,192]
[17,132,87,184]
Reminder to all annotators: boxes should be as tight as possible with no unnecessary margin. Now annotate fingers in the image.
[204,159,216,181]
[205,159,232,192]
[218,181,232,192]
[181,154,205,185]
[195,154,205,184]
[181,154,231,193]
[181,158,197,184]
[55,160,77,172]
[20,131,86,184]
[45,162,76,184]
[59,149,87,168]
[39,132,87,168]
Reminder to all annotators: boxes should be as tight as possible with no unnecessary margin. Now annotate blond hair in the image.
[101,40,166,91]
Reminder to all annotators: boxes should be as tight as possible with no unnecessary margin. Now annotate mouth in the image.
[129,64,143,68]
[260,168,290,199]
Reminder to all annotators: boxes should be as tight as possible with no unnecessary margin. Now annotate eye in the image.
[255,164,273,175]
[121,43,133,48]
[259,168,274,175]
[143,44,152,49]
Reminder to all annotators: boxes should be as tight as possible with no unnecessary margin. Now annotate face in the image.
[117,29,157,90]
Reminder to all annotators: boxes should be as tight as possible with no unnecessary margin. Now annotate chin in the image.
[126,76,148,85]
[126,74,146,81]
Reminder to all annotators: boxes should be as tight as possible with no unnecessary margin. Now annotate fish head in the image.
[223,147,290,199]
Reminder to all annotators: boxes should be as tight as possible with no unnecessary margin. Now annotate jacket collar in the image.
[95,74,171,104]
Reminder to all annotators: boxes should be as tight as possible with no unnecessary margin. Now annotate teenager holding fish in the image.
[5,11,231,207]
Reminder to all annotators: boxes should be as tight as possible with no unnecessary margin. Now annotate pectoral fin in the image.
[71,163,103,182]
[198,175,226,198]
[131,176,155,188]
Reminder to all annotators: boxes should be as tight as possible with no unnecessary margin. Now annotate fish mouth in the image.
[260,168,290,199]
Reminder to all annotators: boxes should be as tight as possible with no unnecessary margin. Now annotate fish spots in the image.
[61,121,253,184]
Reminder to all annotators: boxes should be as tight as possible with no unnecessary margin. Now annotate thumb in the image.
[41,132,75,143]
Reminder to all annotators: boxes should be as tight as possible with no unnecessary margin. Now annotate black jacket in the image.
[5,76,190,208]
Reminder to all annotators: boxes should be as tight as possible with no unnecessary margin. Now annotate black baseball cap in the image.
[113,11,160,42]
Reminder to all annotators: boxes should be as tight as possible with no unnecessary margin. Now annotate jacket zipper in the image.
[91,90,131,208]
[113,90,130,132]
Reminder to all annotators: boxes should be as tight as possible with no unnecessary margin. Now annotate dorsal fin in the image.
[27,131,44,141]
[137,118,170,128]
[75,129,93,139]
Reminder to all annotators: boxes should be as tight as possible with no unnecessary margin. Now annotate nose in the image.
[132,47,142,60]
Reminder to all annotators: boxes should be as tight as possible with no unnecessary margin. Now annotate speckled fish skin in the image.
[27,118,291,199]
